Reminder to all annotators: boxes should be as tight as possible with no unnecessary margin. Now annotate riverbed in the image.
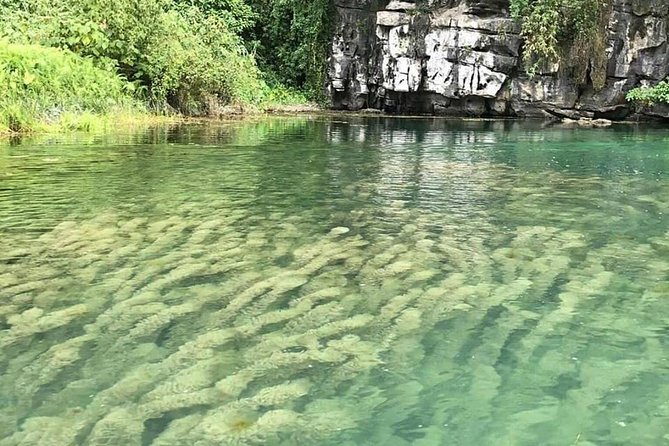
[1,117,668,445]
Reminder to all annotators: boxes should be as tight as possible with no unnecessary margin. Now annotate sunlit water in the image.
[1,117,668,446]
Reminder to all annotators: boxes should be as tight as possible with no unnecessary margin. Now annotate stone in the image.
[386,1,416,11]
[561,118,613,127]
[388,25,413,58]
[592,119,613,127]
[382,56,422,92]
[327,0,669,120]
[329,227,351,235]
[377,11,410,27]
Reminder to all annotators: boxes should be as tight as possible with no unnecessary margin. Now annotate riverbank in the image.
[0,105,329,139]
[0,40,316,137]
[0,94,320,138]
[3,39,661,139]
[8,101,663,142]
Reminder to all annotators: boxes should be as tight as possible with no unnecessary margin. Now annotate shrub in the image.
[246,0,332,99]
[142,7,266,113]
[0,41,138,132]
[0,0,267,115]
[510,0,609,87]
[175,0,257,34]
[626,81,669,106]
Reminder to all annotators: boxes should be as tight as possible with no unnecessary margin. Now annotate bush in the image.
[143,7,266,113]
[0,41,138,132]
[246,0,332,99]
[0,0,267,115]
[175,0,257,34]
[258,83,309,108]
[626,81,669,106]
[510,0,609,87]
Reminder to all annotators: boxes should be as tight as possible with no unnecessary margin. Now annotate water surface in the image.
[1,118,668,445]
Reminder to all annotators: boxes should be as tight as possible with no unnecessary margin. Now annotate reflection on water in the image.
[0,117,668,445]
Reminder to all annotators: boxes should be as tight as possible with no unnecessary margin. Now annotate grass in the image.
[0,41,318,137]
[0,41,148,134]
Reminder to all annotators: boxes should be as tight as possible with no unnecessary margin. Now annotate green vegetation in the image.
[627,81,669,106]
[0,0,328,133]
[247,0,332,97]
[510,0,609,87]
[0,41,141,133]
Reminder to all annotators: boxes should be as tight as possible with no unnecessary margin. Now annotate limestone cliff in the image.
[326,0,669,120]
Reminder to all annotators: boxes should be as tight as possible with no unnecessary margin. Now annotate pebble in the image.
[329,226,350,235]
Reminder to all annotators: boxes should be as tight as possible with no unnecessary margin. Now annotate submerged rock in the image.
[561,117,613,127]
[330,226,351,235]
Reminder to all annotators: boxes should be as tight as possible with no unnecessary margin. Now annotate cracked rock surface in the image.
[327,0,669,120]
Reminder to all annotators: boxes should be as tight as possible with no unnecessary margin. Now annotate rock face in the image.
[327,0,669,120]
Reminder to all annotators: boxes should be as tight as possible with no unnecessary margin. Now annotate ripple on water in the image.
[0,118,668,445]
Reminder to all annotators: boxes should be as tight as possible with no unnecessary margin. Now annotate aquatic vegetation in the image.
[1,120,669,445]
[1,201,667,444]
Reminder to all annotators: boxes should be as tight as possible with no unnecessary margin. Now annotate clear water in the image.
[1,117,668,446]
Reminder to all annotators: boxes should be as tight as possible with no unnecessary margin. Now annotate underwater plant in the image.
[0,164,668,445]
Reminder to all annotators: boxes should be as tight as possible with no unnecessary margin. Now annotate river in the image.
[1,117,668,445]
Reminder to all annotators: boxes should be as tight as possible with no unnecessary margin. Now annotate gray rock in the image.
[592,118,614,127]
[326,0,669,120]
[376,11,411,27]
[558,117,612,127]
[386,1,416,11]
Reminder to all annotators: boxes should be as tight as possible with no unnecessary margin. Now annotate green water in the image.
[1,117,668,446]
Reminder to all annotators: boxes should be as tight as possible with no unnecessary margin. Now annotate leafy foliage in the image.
[0,0,267,114]
[176,0,257,34]
[246,0,332,99]
[626,81,669,106]
[140,6,266,113]
[512,0,560,69]
[0,41,138,132]
[509,0,529,18]
[510,0,609,87]
[0,0,325,123]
